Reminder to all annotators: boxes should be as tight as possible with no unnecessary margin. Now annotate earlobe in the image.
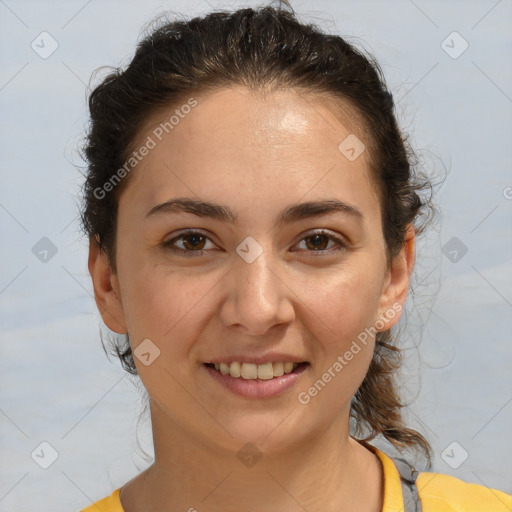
[376,225,416,331]
[88,236,127,334]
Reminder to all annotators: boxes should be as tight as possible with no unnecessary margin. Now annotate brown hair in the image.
[80,1,434,467]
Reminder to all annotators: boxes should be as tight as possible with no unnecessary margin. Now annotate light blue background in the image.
[1,1,511,510]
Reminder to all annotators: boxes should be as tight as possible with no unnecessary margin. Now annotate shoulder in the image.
[80,488,124,512]
[417,471,512,512]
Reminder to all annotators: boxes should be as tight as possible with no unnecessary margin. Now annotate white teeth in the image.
[273,361,284,377]
[241,362,258,379]
[229,361,241,378]
[283,362,294,374]
[257,362,274,380]
[211,361,301,379]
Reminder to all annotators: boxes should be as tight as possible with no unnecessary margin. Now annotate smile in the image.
[206,361,302,379]
[203,361,309,398]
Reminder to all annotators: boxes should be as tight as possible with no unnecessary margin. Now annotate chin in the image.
[208,408,317,456]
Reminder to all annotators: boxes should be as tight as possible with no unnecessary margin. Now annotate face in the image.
[89,86,413,455]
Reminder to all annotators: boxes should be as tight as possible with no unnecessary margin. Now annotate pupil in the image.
[185,234,204,249]
[308,235,327,250]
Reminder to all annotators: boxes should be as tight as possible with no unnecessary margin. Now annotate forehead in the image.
[141,85,367,151]
[121,85,379,222]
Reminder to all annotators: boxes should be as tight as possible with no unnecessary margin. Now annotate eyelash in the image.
[162,229,348,257]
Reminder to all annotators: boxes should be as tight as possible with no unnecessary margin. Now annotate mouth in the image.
[203,361,310,398]
[204,361,307,379]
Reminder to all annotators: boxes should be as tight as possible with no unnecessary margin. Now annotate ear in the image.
[375,224,415,331]
[88,236,127,334]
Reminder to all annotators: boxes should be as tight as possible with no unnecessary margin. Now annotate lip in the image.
[203,362,309,398]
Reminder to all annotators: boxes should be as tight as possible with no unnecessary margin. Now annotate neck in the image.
[120,401,383,512]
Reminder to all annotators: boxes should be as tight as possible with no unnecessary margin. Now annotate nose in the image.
[219,245,295,337]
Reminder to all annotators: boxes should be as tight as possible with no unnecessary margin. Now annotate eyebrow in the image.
[144,197,364,225]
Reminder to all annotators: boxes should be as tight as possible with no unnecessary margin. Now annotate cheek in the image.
[119,267,214,409]
[294,264,383,405]
[118,261,221,374]
[301,263,385,343]
[118,247,208,333]
[295,332,375,425]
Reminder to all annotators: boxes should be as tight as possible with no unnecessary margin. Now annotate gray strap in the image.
[392,457,422,512]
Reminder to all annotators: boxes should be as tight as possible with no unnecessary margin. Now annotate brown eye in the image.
[304,234,330,251]
[294,230,347,255]
[181,233,207,250]
[163,230,216,256]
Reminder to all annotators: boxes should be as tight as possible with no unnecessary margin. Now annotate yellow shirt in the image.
[80,448,512,511]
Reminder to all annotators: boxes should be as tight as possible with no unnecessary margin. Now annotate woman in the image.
[79,2,511,511]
